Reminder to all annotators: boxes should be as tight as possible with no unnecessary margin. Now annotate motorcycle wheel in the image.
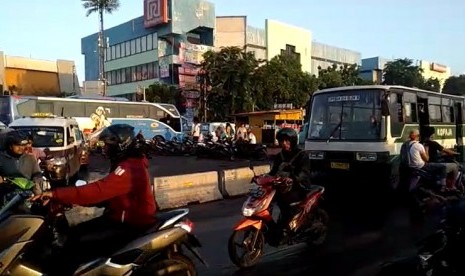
[136,253,196,276]
[228,227,264,268]
[306,208,329,246]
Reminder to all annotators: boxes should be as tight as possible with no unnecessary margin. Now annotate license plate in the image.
[330,162,350,170]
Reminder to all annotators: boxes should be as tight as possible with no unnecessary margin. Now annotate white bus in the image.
[305,85,463,188]
[0,95,189,141]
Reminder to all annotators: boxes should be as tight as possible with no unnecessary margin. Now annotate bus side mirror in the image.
[381,98,390,116]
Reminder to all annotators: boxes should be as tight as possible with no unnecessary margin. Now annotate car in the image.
[9,113,88,186]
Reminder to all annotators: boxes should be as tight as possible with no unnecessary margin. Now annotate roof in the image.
[233,109,303,116]
[313,85,462,99]
[9,117,78,128]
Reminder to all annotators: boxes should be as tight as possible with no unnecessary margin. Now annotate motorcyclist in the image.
[32,124,157,275]
[269,127,312,234]
[0,130,42,195]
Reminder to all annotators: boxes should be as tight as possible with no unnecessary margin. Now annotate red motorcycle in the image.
[228,165,329,268]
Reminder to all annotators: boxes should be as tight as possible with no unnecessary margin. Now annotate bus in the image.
[0,95,189,141]
[305,85,463,189]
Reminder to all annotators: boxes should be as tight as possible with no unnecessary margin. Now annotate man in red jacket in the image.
[33,124,157,275]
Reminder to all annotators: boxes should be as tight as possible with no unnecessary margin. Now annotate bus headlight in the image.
[356,152,377,162]
[309,151,325,160]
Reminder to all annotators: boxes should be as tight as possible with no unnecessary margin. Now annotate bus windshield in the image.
[12,126,65,147]
[308,89,383,141]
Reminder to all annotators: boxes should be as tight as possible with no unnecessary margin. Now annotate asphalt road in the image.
[188,197,442,276]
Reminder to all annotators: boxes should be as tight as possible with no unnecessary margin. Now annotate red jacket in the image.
[53,157,157,227]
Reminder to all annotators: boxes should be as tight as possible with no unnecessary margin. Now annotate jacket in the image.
[269,148,312,188]
[53,157,157,228]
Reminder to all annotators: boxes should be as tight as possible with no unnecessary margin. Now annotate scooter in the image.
[0,179,208,275]
[227,165,329,268]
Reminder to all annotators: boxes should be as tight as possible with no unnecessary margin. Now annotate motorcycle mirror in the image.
[75,180,88,187]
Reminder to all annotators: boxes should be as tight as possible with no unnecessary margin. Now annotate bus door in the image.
[455,100,464,161]
[417,93,430,138]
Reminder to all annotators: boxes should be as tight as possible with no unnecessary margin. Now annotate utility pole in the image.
[97,35,108,96]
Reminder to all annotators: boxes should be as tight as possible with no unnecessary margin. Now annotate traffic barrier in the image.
[219,165,271,198]
[154,171,223,209]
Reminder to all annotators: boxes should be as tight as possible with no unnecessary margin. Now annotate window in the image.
[147,34,153,50]
[152,33,158,49]
[442,106,454,123]
[404,102,417,123]
[106,72,112,85]
[119,104,148,118]
[125,41,131,56]
[125,68,131,83]
[429,105,442,123]
[148,62,154,79]
[136,65,142,81]
[149,106,166,120]
[111,71,117,85]
[54,102,86,117]
[130,40,136,55]
[13,126,64,147]
[106,48,111,61]
[136,38,141,53]
[37,102,53,113]
[153,62,159,78]
[73,126,83,142]
[120,43,126,57]
[116,70,121,84]
[120,68,126,83]
[111,46,116,60]
[131,66,137,82]
[141,36,147,52]
[142,64,148,80]
[115,44,121,59]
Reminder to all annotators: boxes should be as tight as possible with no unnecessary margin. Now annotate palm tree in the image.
[82,0,120,96]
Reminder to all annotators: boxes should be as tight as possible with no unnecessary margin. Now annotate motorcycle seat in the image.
[146,209,189,233]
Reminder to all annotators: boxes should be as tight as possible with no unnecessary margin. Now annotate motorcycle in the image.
[227,164,329,268]
[0,178,208,275]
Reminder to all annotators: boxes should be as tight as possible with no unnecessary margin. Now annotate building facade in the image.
[215,17,311,72]
[0,51,79,96]
[81,0,215,102]
[311,42,361,77]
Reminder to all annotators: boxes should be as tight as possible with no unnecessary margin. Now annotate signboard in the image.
[144,0,168,28]
[430,63,448,73]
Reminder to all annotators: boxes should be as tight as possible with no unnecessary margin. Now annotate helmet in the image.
[5,130,28,147]
[276,128,298,148]
[98,124,135,159]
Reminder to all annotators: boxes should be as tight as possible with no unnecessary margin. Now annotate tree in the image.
[253,55,318,110]
[419,77,441,93]
[317,63,367,89]
[82,0,120,96]
[383,58,424,88]
[201,47,259,120]
[443,75,465,96]
[145,82,186,114]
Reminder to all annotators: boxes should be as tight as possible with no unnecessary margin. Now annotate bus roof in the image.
[312,85,462,98]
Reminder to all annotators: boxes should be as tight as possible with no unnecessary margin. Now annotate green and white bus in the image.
[305,85,463,188]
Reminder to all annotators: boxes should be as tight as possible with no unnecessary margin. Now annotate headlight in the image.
[309,151,325,160]
[242,207,256,217]
[241,199,266,217]
[356,152,377,161]
[53,157,67,166]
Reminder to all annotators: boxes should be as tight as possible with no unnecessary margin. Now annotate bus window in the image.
[119,104,149,118]
[54,102,86,117]
[149,106,165,120]
[37,102,53,113]
[85,103,116,118]
[404,102,417,123]
[428,104,442,123]
[16,98,37,117]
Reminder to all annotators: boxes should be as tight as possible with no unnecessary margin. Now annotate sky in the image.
[0,0,464,83]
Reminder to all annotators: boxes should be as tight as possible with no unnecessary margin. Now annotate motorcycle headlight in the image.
[241,199,266,217]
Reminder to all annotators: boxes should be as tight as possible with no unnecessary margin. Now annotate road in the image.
[187,197,442,276]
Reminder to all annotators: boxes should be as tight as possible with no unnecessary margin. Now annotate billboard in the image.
[144,0,169,28]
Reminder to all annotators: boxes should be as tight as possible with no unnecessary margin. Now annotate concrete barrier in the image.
[154,171,223,209]
[219,165,271,198]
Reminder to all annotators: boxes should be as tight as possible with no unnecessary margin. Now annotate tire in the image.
[136,253,196,276]
[228,227,264,268]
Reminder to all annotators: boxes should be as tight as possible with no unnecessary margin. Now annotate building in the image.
[360,57,451,88]
[419,60,451,88]
[81,0,216,105]
[311,42,361,77]
[0,51,79,96]
[215,17,312,73]
[360,56,391,84]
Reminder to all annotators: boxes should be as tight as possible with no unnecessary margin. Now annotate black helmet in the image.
[276,127,298,148]
[98,124,135,159]
[5,130,28,147]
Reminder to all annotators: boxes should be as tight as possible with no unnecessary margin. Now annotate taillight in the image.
[176,218,194,233]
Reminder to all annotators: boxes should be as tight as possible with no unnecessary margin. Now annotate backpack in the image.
[400,141,416,168]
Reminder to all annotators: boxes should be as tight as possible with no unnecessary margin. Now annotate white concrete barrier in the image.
[154,171,223,209]
[219,165,271,197]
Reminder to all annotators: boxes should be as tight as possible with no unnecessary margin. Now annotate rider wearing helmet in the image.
[0,130,43,195]
[33,124,157,275]
[269,127,312,235]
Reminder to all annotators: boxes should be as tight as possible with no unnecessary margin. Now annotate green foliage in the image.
[317,64,368,90]
[82,0,120,16]
[442,75,465,96]
[383,58,441,92]
[145,82,186,114]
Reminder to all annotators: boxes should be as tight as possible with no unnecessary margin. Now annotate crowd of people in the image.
[190,117,257,144]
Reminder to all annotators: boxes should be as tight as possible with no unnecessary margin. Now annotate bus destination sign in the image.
[328,95,360,102]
